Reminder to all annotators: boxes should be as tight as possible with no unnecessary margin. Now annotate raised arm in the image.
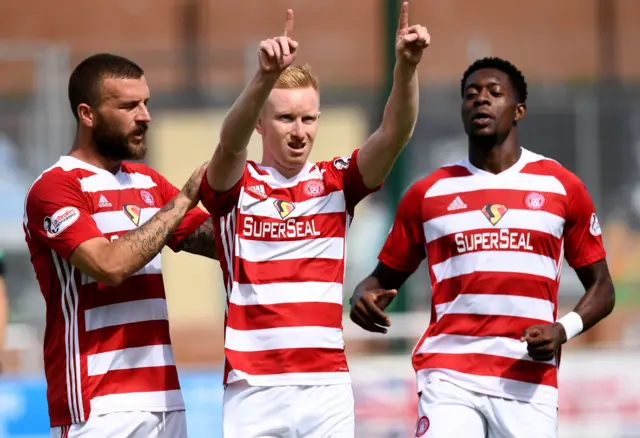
[206,9,298,193]
[356,1,430,189]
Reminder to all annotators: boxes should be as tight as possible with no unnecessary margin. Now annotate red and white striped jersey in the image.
[23,156,209,427]
[378,148,606,407]
[201,149,379,386]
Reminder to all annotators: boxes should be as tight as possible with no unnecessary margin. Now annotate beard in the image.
[93,115,148,161]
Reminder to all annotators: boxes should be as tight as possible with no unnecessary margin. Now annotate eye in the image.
[302,116,317,124]
[279,114,294,122]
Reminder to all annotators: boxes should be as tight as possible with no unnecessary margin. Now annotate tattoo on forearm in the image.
[176,218,217,259]
[119,197,188,266]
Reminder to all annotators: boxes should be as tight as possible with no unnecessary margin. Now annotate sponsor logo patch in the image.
[274,200,296,219]
[333,154,352,170]
[44,207,80,238]
[123,204,142,226]
[481,203,508,226]
[590,213,602,236]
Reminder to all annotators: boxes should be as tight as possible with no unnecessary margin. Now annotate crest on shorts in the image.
[274,200,296,219]
[415,416,430,437]
[482,203,508,226]
[123,204,141,226]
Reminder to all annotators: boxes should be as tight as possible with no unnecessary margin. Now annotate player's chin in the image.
[283,147,310,164]
[128,141,147,160]
[468,126,496,137]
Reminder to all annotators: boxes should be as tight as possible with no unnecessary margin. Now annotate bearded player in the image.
[24,53,217,438]
[350,57,615,437]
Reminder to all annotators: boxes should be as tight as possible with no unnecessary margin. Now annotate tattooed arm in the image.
[175,218,218,259]
[68,163,207,286]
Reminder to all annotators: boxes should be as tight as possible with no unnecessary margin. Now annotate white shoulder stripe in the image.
[425,173,567,198]
[247,163,325,189]
[80,172,156,193]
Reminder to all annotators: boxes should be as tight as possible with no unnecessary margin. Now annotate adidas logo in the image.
[98,194,112,208]
[247,184,267,199]
[447,196,467,211]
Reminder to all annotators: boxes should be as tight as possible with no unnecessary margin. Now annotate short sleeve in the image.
[327,149,382,213]
[378,183,426,273]
[200,166,247,217]
[25,174,103,260]
[563,179,606,269]
[148,170,210,252]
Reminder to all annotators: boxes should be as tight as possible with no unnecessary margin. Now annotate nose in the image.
[137,104,152,123]
[473,89,490,106]
[290,119,304,138]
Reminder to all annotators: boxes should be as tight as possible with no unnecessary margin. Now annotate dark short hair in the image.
[68,53,144,121]
[460,57,528,104]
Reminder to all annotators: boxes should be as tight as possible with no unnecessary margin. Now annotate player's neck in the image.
[468,133,521,175]
[69,135,122,175]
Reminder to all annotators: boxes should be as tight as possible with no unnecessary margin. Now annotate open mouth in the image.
[288,142,305,150]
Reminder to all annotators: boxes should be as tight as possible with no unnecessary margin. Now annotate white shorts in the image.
[415,378,557,438]
[223,381,355,438]
[50,410,187,438]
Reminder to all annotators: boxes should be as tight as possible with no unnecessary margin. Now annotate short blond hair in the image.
[275,64,319,90]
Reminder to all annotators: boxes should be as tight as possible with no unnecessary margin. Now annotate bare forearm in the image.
[351,263,411,304]
[109,195,192,279]
[176,218,217,259]
[380,62,420,144]
[219,71,279,153]
[208,70,279,192]
[573,281,615,332]
[357,63,419,188]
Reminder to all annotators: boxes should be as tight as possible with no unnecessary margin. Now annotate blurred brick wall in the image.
[0,0,638,93]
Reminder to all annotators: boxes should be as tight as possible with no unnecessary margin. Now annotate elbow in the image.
[99,270,126,288]
[102,274,125,288]
[96,260,129,287]
[376,122,416,154]
[605,283,616,316]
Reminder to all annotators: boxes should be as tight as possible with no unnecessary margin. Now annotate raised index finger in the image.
[397,1,409,32]
[284,9,294,37]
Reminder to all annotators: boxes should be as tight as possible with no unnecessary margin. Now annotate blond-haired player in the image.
[202,4,430,437]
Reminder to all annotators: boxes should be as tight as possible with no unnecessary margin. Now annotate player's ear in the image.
[77,103,96,128]
[255,117,264,135]
[514,103,526,123]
